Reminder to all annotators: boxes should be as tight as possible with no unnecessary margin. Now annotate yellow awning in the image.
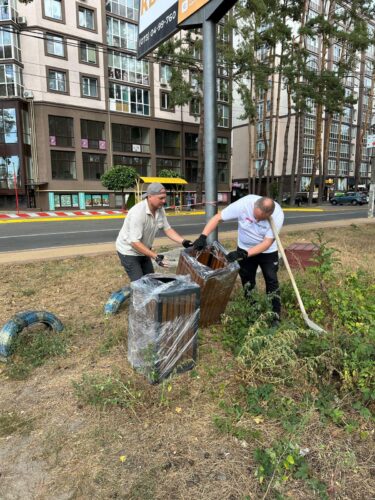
[139,176,188,185]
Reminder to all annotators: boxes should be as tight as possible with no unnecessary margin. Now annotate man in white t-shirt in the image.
[193,195,284,323]
[116,182,193,282]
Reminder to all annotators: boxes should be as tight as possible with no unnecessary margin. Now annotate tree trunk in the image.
[294,112,305,199]
[272,47,283,198]
[258,88,269,195]
[334,114,343,190]
[267,48,276,196]
[320,112,332,203]
[278,87,292,204]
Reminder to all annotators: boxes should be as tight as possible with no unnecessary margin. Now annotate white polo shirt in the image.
[221,195,284,253]
[116,199,171,256]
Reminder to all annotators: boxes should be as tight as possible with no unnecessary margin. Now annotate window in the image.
[302,157,313,174]
[185,160,198,183]
[155,130,180,156]
[51,150,76,179]
[327,159,336,175]
[85,193,110,207]
[109,83,150,115]
[44,0,63,20]
[46,33,65,57]
[78,6,95,30]
[190,97,200,115]
[54,193,79,208]
[256,141,265,159]
[82,153,106,180]
[81,76,99,98]
[108,51,149,85]
[304,117,316,135]
[107,17,137,51]
[328,141,337,156]
[113,155,150,176]
[48,115,74,147]
[47,68,67,93]
[217,137,228,159]
[112,124,150,153]
[160,63,172,83]
[160,91,174,111]
[217,78,229,102]
[79,42,97,65]
[81,120,105,149]
[0,108,17,143]
[156,158,181,175]
[340,143,350,159]
[305,36,319,53]
[218,162,229,183]
[306,54,318,72]
[106,0,138,20]
[217,24,229,44]
[0,155,19,189]
[0,26,20,60]
[185,133,198,157]
[218,103,229,127]
[303,137,315,155]
[0,64,23,97]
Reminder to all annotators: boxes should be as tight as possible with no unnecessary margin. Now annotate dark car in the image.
[330,192,368,206]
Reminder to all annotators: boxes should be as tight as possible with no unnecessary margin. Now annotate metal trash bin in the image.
[128,274,200,383]
[176,241,239,327]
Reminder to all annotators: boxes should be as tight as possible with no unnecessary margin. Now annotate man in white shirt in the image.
[116,183,192,281]
[193,195,284,323]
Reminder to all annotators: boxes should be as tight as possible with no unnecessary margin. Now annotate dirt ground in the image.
[0,224,374,499]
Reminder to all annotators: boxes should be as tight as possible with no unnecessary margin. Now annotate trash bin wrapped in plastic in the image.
[128,274,200,383]
[176,241,240,327]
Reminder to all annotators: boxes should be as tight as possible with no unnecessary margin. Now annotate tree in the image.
[101,165,138,209]
[158,168,183,204]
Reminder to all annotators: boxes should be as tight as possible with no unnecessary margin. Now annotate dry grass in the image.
[0,224,374,499]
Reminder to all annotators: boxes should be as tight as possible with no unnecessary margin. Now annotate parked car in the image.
[330,192,368,205]
[283,191,318,206]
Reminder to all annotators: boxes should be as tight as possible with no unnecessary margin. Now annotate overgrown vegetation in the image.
[5,327,69,380]
[219,233,374,497]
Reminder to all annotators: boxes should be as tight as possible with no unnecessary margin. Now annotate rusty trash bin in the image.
[128,274,200,383]
[176,241,240,327]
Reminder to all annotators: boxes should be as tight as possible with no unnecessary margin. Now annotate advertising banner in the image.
[366,134,375,149]
[178,0,210,24]
[138,0,179,59]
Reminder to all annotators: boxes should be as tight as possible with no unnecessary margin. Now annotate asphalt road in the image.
[0,206,370,253]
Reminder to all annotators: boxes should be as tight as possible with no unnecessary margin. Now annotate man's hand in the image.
[182,239,193,248]
[155,254,168,267]
[193,234,207,251]
[226,249,248,263]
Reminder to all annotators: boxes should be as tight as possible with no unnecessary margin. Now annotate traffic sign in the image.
[178,0,211,24]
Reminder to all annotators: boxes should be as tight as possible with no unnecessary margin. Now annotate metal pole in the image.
[368,155,375,218]
[203,18,218,243]
[13,164,19,213]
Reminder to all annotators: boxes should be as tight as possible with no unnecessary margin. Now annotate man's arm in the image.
[247,237,274,257]
[164,227,184,244]
[130,241,158,259]
[201,213,223,236]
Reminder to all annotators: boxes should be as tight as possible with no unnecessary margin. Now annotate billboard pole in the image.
[203,18,218,243]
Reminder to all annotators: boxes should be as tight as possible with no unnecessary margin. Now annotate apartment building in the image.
[231,1,374,199]
[0,0,231,210]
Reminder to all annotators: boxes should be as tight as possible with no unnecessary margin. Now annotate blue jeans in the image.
[237,249,281,316]
[117,252,154,282]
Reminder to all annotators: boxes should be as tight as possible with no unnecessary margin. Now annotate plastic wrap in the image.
[176,241,240,326]
[128,274,200,383]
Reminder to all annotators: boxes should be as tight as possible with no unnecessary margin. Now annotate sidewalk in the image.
[1,217,374,265]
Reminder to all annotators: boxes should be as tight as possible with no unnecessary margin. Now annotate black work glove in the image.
[155,254,166,267]
[193,234,207,251]
[226,249,248,263]
[182,239,193,248]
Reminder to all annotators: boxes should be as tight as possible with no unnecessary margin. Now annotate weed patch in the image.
[0,411,34,437]
[5,327,69,380]
[72,371,143,410]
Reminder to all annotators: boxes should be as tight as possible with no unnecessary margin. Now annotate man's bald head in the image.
[254,197,275,220]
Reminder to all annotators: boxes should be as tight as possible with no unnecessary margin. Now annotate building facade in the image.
[0,0,231,210]
[231,1,374,199]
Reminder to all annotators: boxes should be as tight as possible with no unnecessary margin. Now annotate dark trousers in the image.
[238,249,281,316]
[117,252,154,282]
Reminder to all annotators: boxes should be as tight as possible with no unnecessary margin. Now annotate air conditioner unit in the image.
[160,78,168,86]
[23,90,34,99]
[17,16,27,26]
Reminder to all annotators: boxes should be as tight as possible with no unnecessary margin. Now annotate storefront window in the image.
[85,193,109,207]
[54,193,79,208]
[0,154,19,188]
